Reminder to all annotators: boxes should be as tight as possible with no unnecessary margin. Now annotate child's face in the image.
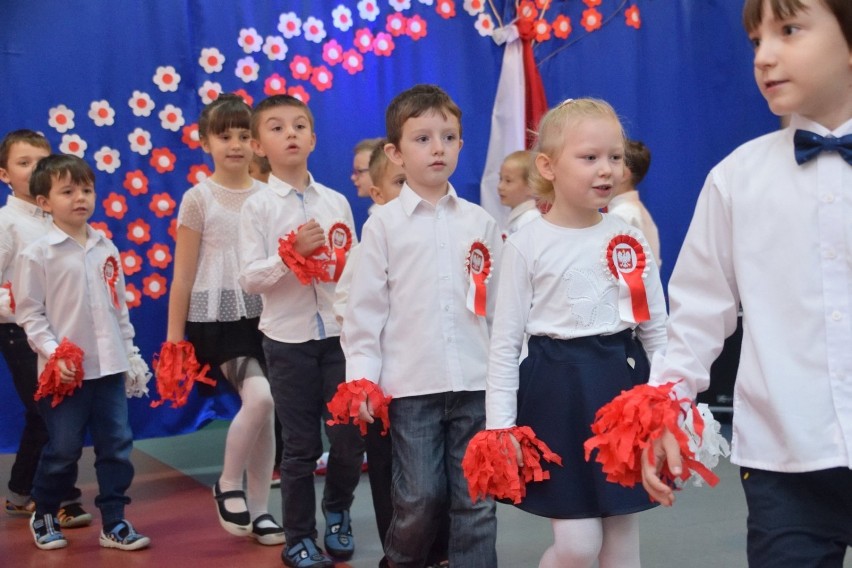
[251,105,316,172]
[387,109,462,195]
[201,127,253,176]
[351,149,373,198]
[0,142,50,203]
[370,160,406,206]
[36,174,95,233]
[537,116,624,223]
[498,161,531,208]
[749,0,851,128]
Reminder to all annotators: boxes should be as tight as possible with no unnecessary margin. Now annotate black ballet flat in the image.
[213,481,251,536]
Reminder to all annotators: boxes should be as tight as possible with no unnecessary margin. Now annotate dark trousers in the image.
[263,336,364,543]
[741,466,852,567]
[0,323,81,503]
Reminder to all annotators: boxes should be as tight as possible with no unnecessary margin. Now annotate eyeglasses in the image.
[352,168,369,177]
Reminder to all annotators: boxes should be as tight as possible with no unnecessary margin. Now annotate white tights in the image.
[538,514,641,568]
[216,358,276,524]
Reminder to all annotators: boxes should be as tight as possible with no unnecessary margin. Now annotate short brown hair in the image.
[385,84,462,147]
[251,94,315,139]
[29,154,95,200]
[198,93,252,139]
[354,137,383,156]
[624,140,651,187]
[743,0,851,47]
[0,129,51,169]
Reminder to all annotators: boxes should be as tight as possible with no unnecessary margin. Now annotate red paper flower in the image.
[233,88,254,106]
[147,243,173,269]
[406,15,428,40]
[264,73,288,95]
[436,0,456,19]
[149,192,176,218]
[552,15,573,39]
[121,250,143,276]
[124,283,142,309]
[386,13,407,37]
[354,29,374,53]
[142,273,168,300]
[187,163,213,185]
[533,19,551,42]
[535,0,551,8]
[123,170,149,196]
[181,123,201,149]
[310,66,333,92]
[287,85,311,104]
[518,0,537,21]
[341,49,364,75]
[290,55,313,80]
[583,0,601,6]
[90,221,112,239]
[625,4,641,29]
[102,193,128,220]
[581,7,603,32]
[373,32,395,56]
[127,219,151,245]
[168,218,178,241]
[322,39,344,65]
[150,147,176,174]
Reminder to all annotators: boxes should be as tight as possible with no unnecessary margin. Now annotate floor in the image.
[1,419,849,567]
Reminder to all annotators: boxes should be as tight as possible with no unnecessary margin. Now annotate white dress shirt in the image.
[505,199,541,237]
[333,243,361,326]
[239,173,356,343]
[341,183,503,398]
[15,224,135,379]
[650,115,852,472]
[608,190,662,266]
[0,195,52,324]
[486,215,668,429]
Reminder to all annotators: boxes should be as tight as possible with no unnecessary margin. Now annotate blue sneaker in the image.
[281,537,333,568]
[30,513,68,550]
[99,519,151,551]
[323,509,354,559]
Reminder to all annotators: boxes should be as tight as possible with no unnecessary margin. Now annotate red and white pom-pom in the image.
[326,378,392,436]
[0,281,14,317]
[583,381,719,491]
[125,345,152,398]
[35,338,85,407]
[151,341,216,408]
[277,231,332,285]
[684,403,730,487]
[462,426,563,504]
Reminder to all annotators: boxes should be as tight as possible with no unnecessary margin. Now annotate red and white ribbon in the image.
[103,256,120,309]
[465,239,492,317]
[604,234,650,323]
[327,221,353,283]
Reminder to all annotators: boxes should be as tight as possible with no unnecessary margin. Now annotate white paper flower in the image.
[235,56,260,83]
[358,0,380,22]
[158,104,185,132]
[389,0,412,11]
[303,17,327,43]
[88,100,116,127]
[199,47,225,73]
[332,5,354,31]
[48,104,75,133]
[277,12,302,39]
[153,66,181,92]
[238,27,262,53]
[418,0,434,4]
[198,80,223,105]
[263,36,289,61]
[474,13,495,36]
[59,134,87,157]
[129,90,155,117]
[128,128,153,155]
[94,146,121,174]
[464,0,485,16]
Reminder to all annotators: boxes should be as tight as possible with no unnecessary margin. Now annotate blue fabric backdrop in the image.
[0,0,777,452]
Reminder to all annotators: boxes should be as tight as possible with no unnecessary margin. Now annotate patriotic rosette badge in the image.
[465,239,492,317]
[103,255,121,309]
[603,233,650,323]
[328,220,353,282]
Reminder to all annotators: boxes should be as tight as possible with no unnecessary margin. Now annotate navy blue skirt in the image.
[514,330,657,519]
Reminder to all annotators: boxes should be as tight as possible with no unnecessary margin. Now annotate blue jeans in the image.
[385,391,497,568]
[263,336,364,543]
[33,373,133,527]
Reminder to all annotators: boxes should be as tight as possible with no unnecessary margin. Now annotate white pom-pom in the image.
[684,403,731,486]
[125,345,152,398]
[0,286,12,318]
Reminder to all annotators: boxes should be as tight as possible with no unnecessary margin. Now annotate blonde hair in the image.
[529,98,625,203]
[502,150,533,180]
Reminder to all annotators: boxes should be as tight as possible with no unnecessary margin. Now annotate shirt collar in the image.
[398,183,458,216]
[789,114,852,138]
[45,223,103,247]
[267,172,317,198]
[5,195,49,218]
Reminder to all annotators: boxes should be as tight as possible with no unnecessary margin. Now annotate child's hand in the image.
[509,432,523,466]
[357,399,375,425]
[57,358,77,384]
[641,427,682,507]
[293,220,326,257]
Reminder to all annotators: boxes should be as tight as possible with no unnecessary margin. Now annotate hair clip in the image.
[556,98,575,109]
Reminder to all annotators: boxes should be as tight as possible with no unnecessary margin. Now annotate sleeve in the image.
[0,223,14,281]
[484,241,532,429]
[111,243,136,353]
[635,246,668,359]
[483,215,504,331]
[339,217,389,384]
[13,248,59,358]
[609,202,642,231]
[238,195,290,294]
[649,169,740,400]
[176,188,205,233]
[333,244,361,325]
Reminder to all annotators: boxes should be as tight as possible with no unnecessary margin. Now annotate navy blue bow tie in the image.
[793,129,852,166]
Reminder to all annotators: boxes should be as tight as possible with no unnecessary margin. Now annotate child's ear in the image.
[0,167,9,185]
[369,185,384,206]
[35,194,50,212]
[535,153,555,181]
[250,138,266,157]
[199,137,212,155]
[385,143,403,167]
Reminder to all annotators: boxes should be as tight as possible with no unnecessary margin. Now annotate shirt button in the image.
[440,243,446,248]
[824,248,837,259]
[444,305,450,312]
[821,193,835,203]
[442,275,449,280]
[831,311,842,321]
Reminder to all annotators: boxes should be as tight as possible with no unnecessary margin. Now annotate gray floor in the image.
[135,421,851,568]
